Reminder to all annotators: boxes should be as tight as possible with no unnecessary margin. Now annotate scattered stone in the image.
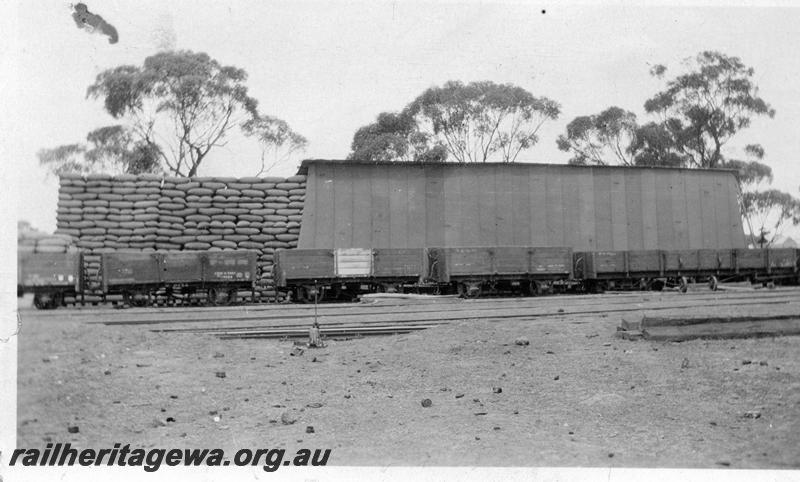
[602,342,611,347]
[759,361,768,366]
[608,453,614,458]
[474,412,487,416]
[151,419,165,428]
[421,399,433,408]
[586,333,598,338]
[709,421,717,426]
[681,358,690,369]
[513,410,519,415]
[743,411,761,419]
[503,350,512,355]
[473,398,480,403]
[514,338,530,346]
[213,352,224,358]
[344,394,351,399]
[492,387,502,394]
[546,350,555,355]
[135,363,151,368]
[306,426,315,434]
[557,309,564,313]
[455,393,465,399]
[280,412,297,425]
[209,410,218,415]
[553,375,560,381]
[493,426,501,431]
[170,395,178,399]
[716,461,731,467]
[67,426,79,434]
[742,360,752,365]
[103,370,111,375]
[166,417,175,423]
[290,347,304,357]
[215,371,226,378]
[306,402,323,408]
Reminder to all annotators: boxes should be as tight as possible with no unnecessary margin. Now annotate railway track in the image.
[111,291,800,327]
[25,285,799,320]
[134,289,800,339]
[21,287,800,339]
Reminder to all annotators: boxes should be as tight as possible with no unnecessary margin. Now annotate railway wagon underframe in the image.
[575,248,800,293]
[427,246,574,298]
[274,248,429,302]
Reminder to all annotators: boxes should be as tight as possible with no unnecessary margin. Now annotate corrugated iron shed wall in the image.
[298,161,746,251]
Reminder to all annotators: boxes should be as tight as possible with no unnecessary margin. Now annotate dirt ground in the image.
[15,290,800,468]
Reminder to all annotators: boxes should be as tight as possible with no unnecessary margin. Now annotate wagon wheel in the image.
[225,289,238,306]
[525,280,545,297]
[294,286,308,303]
[584,280,604,294]
[296,285,326,304]
[33,293,50,310]
[51,292,64,309]
[457,282,482,299]
[207,287,233,306]
[378,283,404,294]
[708,275,719,292]
[124,291,148,307]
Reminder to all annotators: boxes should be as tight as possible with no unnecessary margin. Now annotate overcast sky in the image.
[6,1,800,239]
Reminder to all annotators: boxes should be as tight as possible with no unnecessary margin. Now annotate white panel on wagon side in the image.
[334,248,373,277]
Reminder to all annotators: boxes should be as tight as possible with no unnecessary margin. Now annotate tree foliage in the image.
[242,114,309,175]
[644,51,775,168]
[407,81,560,163]
[559,51,776,171]
[741,189,800,247]
[349,81,559,163]
[348,112,447,163]
[39,50,305,177]
[86,50,261,176]
[37,125,160,176]
[557,107,638,166]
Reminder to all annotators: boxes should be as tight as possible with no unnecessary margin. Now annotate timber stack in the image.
[54,173,306,302]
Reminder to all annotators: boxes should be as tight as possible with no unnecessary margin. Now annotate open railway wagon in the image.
[18,250,83,309]
[100,250,258,306]
[426,246,574,298]
[574,248,800,292]
[273,247,428,302]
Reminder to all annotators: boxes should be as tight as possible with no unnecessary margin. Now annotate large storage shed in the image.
[297,160,747,251]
